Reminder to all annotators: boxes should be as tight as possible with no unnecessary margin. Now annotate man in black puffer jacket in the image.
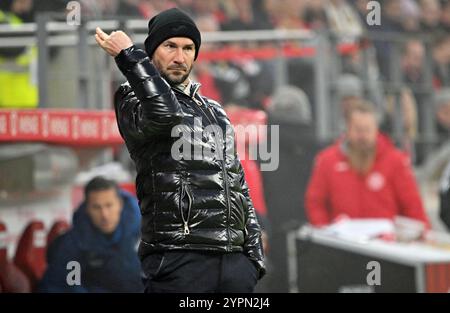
[95,8,265,293]
[440,161,450,231]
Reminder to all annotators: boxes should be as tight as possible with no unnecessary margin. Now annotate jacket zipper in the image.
[194,95,232,251]
[221,159,232,251]
[174,88,232,250]
[179,179,193,235]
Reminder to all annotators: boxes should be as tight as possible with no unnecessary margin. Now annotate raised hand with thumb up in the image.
[95,27,133,57]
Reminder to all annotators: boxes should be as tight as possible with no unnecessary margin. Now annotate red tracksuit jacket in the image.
[305,134,429,227]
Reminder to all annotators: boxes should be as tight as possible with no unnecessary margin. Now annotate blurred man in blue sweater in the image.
[39,176,143,292]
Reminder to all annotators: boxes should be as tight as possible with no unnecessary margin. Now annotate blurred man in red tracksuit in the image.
[305,101,429,227]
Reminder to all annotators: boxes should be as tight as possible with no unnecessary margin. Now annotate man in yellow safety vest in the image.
[0,0,37,108]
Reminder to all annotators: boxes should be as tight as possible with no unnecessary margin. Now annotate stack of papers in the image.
[320,218,395,242]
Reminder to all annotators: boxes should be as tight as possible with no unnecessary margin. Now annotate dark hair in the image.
[84,176,120,200]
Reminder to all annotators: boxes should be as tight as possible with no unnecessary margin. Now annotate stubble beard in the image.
[348,142,376,174]
[161,70,191,86]
[153,59,193,86]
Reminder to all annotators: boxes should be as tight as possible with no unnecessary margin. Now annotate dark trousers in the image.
[141,250,258,293]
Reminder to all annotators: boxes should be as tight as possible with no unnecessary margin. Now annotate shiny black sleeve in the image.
[440,163,450,230]
[238,160,266,279]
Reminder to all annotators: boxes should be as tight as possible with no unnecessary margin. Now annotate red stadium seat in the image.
[47,220,70,246]
[0,261,32,293]
[13,221,47,290]
[0,222,31,293]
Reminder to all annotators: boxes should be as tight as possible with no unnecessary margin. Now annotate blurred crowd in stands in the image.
[1,0,449,163]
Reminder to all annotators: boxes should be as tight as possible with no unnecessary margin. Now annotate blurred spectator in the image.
[419,0,442,33]
[38,176,143,292]
[401,38,428,131]
[80,0,116,18]
[221,0,272,30]
[383,87,418,158]
[401,0,422,32]
[358,0,421,33]
[324,0,363,36]
[440,159,450,230]
[402,39,426,86]
[33,0,68,14]
[191,10,239,106]
[368,0,406,79]
[442,0,450,32]
[115,0,145,18]
[0,0,34,22]
[80,0,154,18]
[267,85,312,125]
[193,14,223,102]
[341,41,387,118]
[262,0,279,26]
[201,45,274,110]
[336,74,363,112]
[434,88,450,143]
[269,0,307,30]
[192,4,274,110]
[334,73,365,131]
[0,0,37,108]
[302,0,328,30]
[190,0,222,19]
[432,34,450,89]
[239,53,276,109]
[305,101,429,227]
[352,0,413,33]
[207,61,246,107]
[353,0,369,23]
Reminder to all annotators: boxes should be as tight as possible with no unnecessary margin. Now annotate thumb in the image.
[96,27,109,40]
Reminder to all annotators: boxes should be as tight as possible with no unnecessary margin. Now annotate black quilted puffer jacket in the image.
[440,163,450,231]
[113,46,265,278]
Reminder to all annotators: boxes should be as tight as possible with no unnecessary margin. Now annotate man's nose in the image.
[173,48,185,64]
[99,207,109,219]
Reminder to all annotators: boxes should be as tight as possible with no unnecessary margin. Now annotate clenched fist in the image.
[95,27,133,57]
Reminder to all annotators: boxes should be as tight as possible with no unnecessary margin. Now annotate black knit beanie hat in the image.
[144,8,201,60]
